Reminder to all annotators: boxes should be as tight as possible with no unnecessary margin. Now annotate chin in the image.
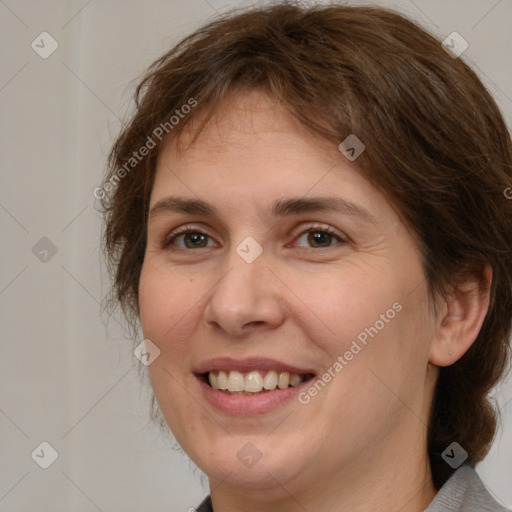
[189,438,307,492]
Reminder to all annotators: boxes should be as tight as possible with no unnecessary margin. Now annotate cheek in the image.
[138,264,204,426]
[290,268,399,347]
[138,262,199,357]
[138,264,166,339]
[294,262,431,390]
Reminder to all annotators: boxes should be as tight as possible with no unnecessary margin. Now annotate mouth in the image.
[194,357,317,414]
[201,369,316,396]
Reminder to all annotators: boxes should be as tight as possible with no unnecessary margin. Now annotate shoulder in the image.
[426,464,510,512]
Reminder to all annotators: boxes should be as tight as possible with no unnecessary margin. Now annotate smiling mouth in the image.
[204,370,315,395]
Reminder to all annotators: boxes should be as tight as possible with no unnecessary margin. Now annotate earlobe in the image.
[429,265,492,367]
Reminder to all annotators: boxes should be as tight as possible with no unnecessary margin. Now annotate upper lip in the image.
[194,357,316,375]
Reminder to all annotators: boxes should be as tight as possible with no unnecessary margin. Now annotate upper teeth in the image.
[208,370,305,393]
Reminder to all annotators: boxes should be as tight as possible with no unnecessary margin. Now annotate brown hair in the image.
[100,2,512,488]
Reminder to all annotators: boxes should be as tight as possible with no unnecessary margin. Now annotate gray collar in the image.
[196,465,510,512]
[425,465,510,511]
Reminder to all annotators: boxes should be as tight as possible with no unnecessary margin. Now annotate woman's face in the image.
[139,91,438,497]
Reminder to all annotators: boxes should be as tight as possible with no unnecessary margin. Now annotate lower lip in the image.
[197,377,313,415]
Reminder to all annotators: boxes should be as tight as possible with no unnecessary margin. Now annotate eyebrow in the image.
[148,196,376,224]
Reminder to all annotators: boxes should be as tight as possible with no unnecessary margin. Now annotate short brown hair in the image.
[100,2,512,488]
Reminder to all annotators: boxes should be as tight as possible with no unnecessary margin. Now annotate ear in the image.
[429,265,492,367]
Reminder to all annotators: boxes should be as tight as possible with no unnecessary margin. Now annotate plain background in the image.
[1,0,511,510]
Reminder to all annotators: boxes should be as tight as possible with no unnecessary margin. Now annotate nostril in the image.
[245,320,265,328]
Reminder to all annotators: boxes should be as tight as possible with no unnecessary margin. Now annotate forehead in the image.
[162,89,336,162]
[151,90,398,228]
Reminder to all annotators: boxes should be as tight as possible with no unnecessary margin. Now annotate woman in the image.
[99,3,512,511]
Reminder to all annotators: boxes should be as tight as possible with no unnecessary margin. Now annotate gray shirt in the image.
[425,464,510,512]
[196,464,510,511]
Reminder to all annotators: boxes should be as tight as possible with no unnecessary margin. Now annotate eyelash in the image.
[162,223,347,250]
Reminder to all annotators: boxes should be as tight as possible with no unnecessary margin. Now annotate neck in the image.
[209,445,437,512]
[208,462,437,512]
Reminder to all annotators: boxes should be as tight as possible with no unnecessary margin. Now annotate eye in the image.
[293,225,346,249]
[162,228,217,249]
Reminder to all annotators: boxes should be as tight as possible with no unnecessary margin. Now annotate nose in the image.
[203,248,287,337]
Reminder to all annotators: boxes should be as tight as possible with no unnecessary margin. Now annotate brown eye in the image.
[182,232,209,248]
[163,230,215,249]
[294,227,345,249]
[307,231,334,248]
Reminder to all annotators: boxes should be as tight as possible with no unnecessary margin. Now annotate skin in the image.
[138,90,491,512]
